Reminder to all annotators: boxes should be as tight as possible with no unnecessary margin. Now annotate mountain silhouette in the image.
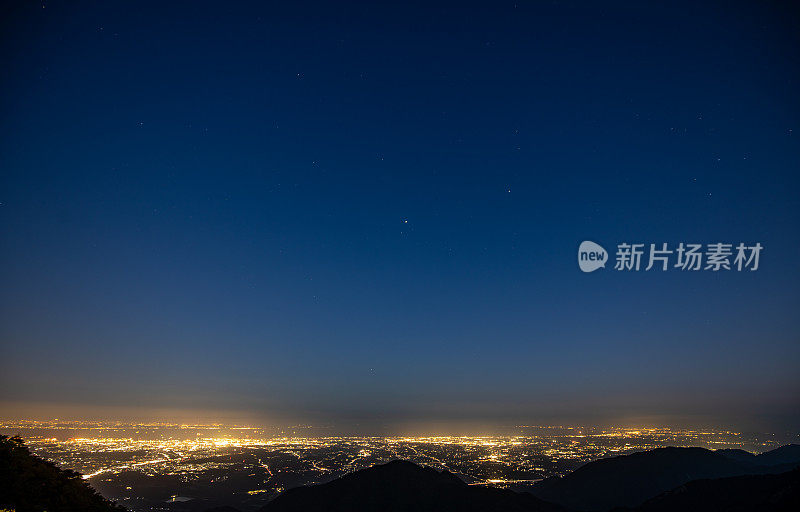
[259,459,566,512]
[714,448,759,463]
[0,434,127,512]
[715,445,800,466]
[625,468,800,512]
[752,445,800,466]
[529,445,800,511]
[254,451,800,512]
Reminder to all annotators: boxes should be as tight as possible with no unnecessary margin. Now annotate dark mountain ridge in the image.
[529,445,800,511]
[621,468,800,512]
[259,459,566,512]
[716,445,800,466]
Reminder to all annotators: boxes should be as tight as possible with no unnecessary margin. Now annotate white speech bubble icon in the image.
[578,241,607,272]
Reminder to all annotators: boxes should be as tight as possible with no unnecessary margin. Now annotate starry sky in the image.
[1,1,799,433]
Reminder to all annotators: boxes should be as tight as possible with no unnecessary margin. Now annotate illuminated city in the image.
[2,420,795,511]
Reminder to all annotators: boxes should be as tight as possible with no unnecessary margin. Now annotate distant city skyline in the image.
[1,1,798,433]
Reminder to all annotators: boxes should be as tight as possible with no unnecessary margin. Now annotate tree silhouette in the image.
[0,434,127,512]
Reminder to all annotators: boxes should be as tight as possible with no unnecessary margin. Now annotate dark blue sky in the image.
[1,1,798,433]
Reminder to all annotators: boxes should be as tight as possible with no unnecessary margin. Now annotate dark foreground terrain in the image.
[0,435,125,512]
[2,434,799,512]
[261,459,565,512]
[258,455,800,512]
[529,445,800,510]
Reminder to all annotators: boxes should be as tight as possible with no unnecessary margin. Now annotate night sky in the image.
[1,1,798,433]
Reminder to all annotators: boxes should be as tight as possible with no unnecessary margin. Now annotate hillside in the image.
[628,468,800,512]
[260,459,565,512]
[0,435,126,512]
[529,445,800,511]
[253,452,800,512]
